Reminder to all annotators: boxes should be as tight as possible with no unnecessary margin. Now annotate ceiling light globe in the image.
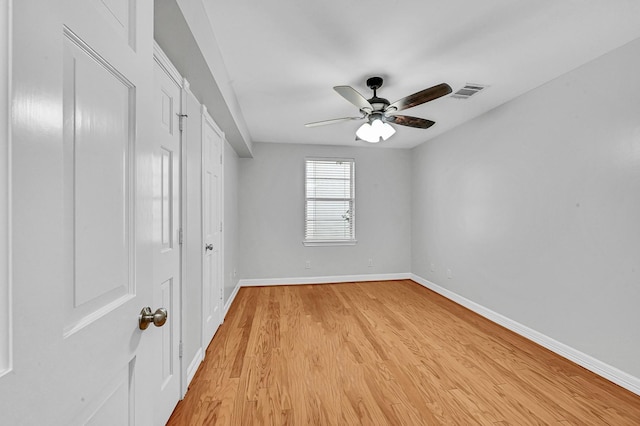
[356,122,380,143]
[379,121,396,140]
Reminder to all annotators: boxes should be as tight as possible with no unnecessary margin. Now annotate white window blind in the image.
[304,158,356,245]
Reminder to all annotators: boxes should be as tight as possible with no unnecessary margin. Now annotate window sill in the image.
[303,240,357,247]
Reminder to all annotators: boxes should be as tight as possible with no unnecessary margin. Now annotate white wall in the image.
[223,140,240,304]
[411,37,640,378]
[239,142,411,280]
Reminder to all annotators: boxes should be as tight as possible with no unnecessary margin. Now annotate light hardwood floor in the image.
[167,280,640,425]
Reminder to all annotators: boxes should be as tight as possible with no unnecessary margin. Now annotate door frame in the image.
[201,105,225,350]
[0,0,11,379]
[152,42,185,403]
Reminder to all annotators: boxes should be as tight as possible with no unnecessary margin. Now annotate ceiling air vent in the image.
[451,84,487,99]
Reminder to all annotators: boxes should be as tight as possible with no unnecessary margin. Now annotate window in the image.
[304,158,356,246]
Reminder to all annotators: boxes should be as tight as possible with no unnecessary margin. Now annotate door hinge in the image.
[178,228,183,245]
[220,154,222,164]
[179,341,183,358]
[220,288,223,300]
[220,222,222,233]
[178,113,188,132]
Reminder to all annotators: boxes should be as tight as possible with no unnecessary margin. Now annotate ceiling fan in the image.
[305,76,452,143]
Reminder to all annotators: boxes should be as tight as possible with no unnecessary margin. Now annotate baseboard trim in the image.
[223,281,241,319]
[410,274,640,396]
[239,272,411,287]
[185,347,203,389]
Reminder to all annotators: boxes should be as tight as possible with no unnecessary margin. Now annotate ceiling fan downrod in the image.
[366,76,390,110]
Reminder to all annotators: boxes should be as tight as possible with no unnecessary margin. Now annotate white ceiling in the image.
[202,0,640,149]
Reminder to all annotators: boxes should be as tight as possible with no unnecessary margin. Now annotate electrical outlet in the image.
[446,268,452,279]
[233,268,237,277]
[305,260,311,269]
[368,258,373,267]
[430,263,435,272]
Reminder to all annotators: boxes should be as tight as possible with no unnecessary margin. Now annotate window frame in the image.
[303,157,357,247]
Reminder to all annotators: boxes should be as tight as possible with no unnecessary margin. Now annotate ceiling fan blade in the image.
[334,86,373,111]
[387,83,452,112]
[386,115,435,129]
[304,116,364,127]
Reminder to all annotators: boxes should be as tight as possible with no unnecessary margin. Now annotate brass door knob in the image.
[138,307,168,330]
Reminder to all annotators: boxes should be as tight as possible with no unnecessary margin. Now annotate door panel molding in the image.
[70,357,136,425]
[91,0,136,50]
[160,147,174,251]
[62,29,136,337]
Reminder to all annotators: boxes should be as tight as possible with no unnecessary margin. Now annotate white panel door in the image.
[202,111,223,346]
[0,0,158,424]
[152,57,182,424]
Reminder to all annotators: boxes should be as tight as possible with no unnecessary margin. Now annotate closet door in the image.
[152,53,183,424]
[0,1,158,424]
[202,109,224,346]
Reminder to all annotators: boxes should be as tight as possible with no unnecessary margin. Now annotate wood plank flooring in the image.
[167,280,640,425]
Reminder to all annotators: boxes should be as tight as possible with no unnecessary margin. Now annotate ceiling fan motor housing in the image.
[366,76,390,111]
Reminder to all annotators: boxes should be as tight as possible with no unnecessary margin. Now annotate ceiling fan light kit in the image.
[305,76,452,143]
[356,116,396,143]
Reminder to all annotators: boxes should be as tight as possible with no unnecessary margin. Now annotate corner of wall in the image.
[410,273,640,396]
